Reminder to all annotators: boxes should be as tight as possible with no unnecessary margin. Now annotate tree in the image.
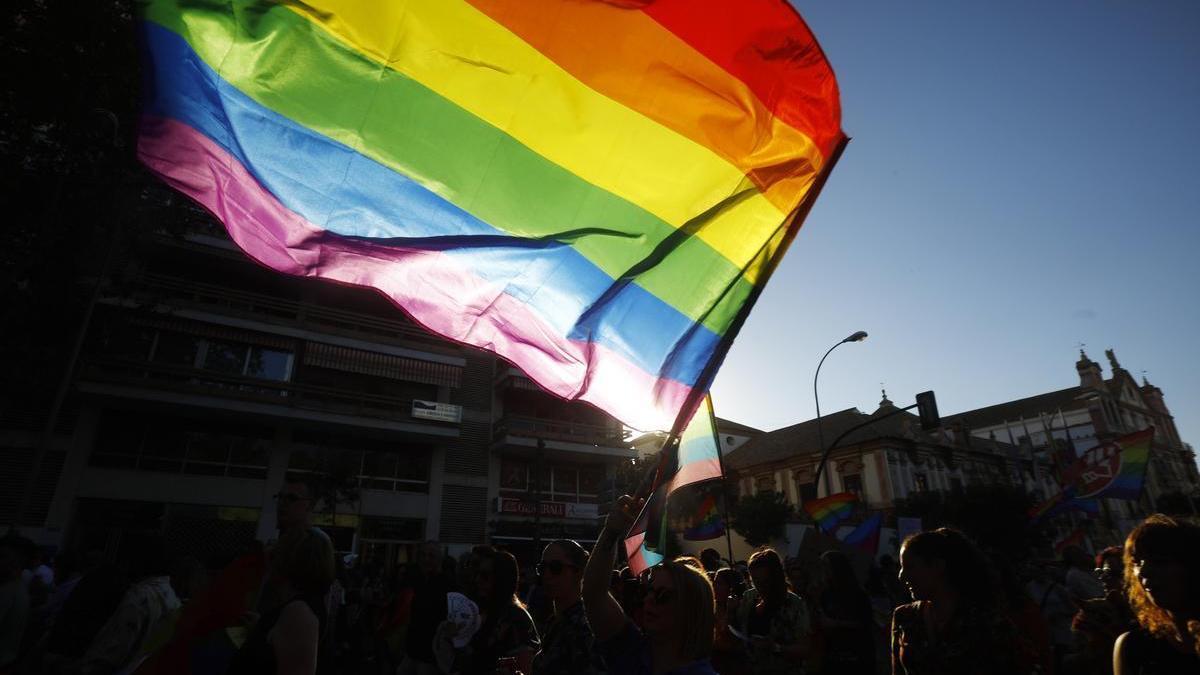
[1,1,204,428]
[730,491,793,548]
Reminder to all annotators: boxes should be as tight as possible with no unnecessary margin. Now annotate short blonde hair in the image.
[272,527,335,596]
[652,556,715,661]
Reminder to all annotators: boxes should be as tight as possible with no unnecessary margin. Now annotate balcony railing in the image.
[133,273,458,353]
[494,414,628,448]
[80,357,453,427]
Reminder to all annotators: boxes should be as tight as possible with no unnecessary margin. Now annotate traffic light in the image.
[915,390,940,431]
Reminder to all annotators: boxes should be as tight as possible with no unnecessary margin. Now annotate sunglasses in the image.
[537,560,578,576]
[644,586,677,606]
[274,492,309,504]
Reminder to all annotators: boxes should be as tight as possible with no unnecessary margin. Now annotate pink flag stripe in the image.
[665,458,723,494]
[138,116,693,431]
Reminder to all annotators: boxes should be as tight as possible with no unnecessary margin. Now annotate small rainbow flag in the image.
[634,394,727,557]
[803,492,857,532]
[682,491,726,541]
[840,512,882,556]
[137,0,844,434]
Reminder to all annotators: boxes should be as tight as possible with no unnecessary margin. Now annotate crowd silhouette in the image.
[2,482,1198,675]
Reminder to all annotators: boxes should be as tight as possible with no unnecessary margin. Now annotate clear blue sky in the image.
[710,1,1200,458]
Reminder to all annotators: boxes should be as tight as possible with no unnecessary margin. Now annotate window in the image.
[755,475,775,493]
[842,474,863,499]
[246,347,291,381]
[101,323,155,361]
[202,340,250,375]
[126,328,293,382]
[912,473,928,493]
[497,460,603,503]
[90,412,271,479]
[797,482,817,504]
[500,459,528,491]
[287,435,431,494]
[579,468,603,496]
[153,332,201,367]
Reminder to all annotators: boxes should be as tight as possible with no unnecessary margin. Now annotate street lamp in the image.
[813,331,868,496]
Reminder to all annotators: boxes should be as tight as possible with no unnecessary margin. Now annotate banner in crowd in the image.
[137,0,845,434]
[1028,428,1152,525]
[1066,427,1153,500]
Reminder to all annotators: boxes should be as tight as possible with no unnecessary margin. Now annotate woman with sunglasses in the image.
[1113,514,1200,675]
[1071,546,1134,675]
[530,540,605,675]
[583,495,718,675]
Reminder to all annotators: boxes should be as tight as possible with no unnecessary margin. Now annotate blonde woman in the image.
[582,495,717,675]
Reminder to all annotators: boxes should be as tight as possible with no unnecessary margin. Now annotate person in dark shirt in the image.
[1071,546,1135,675]
[398,541,454,675]
[890,527,1019,675]
[531,540,604,675]
[582,495,718,675]
[818,550,874,675]
[227,527,335,675]
[1113,514,1200,675]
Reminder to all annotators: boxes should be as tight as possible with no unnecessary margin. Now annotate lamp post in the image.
[813,331,868,496]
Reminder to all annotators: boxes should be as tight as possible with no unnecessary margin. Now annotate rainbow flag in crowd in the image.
[804,492,857,532]
[137,0,844,433]
[626,395,727,571]
[840,512,883,556]
[682,492,726,541]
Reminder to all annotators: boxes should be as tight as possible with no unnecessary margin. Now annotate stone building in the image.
[725,391,1055,514]
[944,349,1199,526]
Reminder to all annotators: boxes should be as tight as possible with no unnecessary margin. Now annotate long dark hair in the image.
[748,548,789,606]
[902,527,998,609]
[1124,514,1200,655]
[477,547,524,617]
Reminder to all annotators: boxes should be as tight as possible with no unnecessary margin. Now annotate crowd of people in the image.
[1,481,1197,675]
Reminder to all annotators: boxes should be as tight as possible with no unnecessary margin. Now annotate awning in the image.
[304,342,462,387]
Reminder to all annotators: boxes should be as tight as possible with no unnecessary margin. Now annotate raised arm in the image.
[582,495,641,642]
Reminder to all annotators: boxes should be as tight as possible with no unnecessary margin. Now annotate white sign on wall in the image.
[412,400,462,423]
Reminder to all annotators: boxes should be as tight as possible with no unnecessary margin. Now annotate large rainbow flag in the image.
[137,0,844,432]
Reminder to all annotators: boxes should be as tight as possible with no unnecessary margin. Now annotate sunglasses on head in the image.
[537,560,578,576]
[644,586,677,606]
